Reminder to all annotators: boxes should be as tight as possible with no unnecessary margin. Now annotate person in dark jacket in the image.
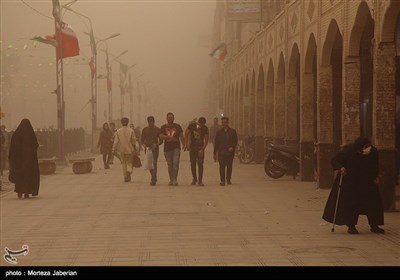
[97,122,113,169]
[322,137,384,234]
[8,119,40,199]
[213,117,238,186]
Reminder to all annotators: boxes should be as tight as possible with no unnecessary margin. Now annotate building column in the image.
[342,57,361,144]
[286,77,298,144]
[300,72,316,181]
[274,81,285,145]
[317,66,335,188]
[374,42,397,211]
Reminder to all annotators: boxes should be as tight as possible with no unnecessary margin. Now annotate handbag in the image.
[132,154,142,168]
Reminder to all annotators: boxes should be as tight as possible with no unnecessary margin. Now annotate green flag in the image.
[31,35,57,47]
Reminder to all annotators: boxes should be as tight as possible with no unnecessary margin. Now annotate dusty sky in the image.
[1,0,216,130]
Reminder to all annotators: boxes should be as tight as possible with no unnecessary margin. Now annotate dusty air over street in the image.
[1,0,400,269]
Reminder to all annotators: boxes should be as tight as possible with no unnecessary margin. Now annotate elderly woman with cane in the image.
[322,137,385,234]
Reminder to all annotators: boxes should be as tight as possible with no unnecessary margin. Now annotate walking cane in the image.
[331,174,343,232]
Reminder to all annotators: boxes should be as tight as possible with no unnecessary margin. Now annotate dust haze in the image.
[1,0,216,130]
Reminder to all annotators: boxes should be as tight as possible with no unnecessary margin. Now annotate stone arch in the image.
[265,59,274,139]
[254,64,265,163]
[347,1,374,141]
[287,43,300,145]
[381,0,400,43]
[274,52,286,144]
[321,19,342,67]
[244,74,250,135]
[301,33,318,181]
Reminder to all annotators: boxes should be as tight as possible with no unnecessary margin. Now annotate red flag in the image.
[56,23,80,60]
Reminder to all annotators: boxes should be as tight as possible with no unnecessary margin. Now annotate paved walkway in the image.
[1,150,399,266]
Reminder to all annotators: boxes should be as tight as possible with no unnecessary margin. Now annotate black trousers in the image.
[102,153,111,166]
[190,149,204,182]
[218,153,234,183]
[149,149,159,183]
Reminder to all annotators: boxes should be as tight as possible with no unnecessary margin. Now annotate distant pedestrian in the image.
[213,117,237,186]
[160,112,184,186]
[8,119,40,199]
[112,117,137,182]
[141,116,162,186]
[322,137,385,234]
[186,117,209,186]
[209,117,222,145]
[109,122,117,164]
[97,122,113,169]
[0,125,9,170]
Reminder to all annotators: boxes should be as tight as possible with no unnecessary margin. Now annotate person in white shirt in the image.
[112,117,137,182]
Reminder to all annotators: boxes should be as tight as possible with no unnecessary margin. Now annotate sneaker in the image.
[347,227,359,234]
[198,182,204,187]
[220,182,225,186]
[191,179,197,185]
[370,226,385,234]
[227,181,232,185]
[150,181,156,186]
[173,180,179,186]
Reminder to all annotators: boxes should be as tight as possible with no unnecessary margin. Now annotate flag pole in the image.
[53,1,65,162]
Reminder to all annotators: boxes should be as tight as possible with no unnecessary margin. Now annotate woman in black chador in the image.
[322,137,384,234]
[8,119,40,199]
[97,122,113,169]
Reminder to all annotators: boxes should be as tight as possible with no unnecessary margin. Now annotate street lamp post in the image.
[102,49,128,122]
[63,6,119,149]
[119,63,135,118]
[128,73,144,124]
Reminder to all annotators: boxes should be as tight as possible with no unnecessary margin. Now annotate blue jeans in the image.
[164,148,181,182]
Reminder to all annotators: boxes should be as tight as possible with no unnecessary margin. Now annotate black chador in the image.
[9,119,40,197]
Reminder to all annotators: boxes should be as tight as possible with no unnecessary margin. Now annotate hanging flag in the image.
[56,23,80,59]
[88,57,96,78]
[30,35,57,47]
[209,43,227,62]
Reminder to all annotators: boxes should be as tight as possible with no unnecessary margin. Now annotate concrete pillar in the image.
[300,72,316,181]
[317,66,335,188]
[343,57,361,144]
[265,85,274,138]
[374,42,397,211]
[255,84,265,164]
[274,81,285,141]
[286,77,298,141]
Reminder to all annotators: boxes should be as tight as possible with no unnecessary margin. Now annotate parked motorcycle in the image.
[237,135,255,164]
[264,142,299,179]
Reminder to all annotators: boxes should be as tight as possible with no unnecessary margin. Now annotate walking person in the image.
[141,116,162,186]
[213,117,238,186]
[209,117,222,145]
[186,117,209,186]
[112,117,137,182]
[160,112,184,186]
[109,122,117,164]
[97,122,113,169]
[322,137,385,234]
[8,119,40,199]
